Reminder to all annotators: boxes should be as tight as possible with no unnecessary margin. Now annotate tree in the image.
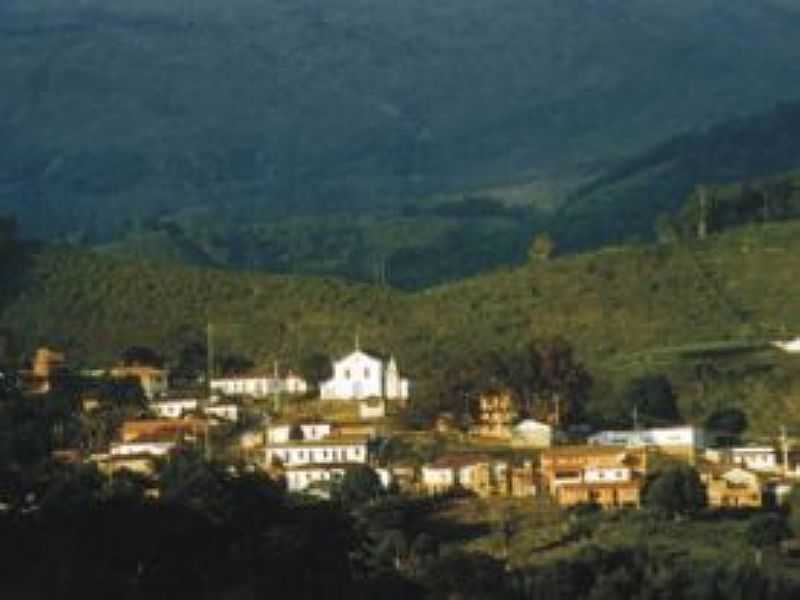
[336,465,383,506]
[643,465,706,518]
[120,345,163,368]
[300,351,333,387]
[421,551,514,600]
[376,529,408,571]
[622,374,680,427]
[746,513,789,566]
[535,338,592,425]
[705,408,747,445]
[219,353,254,376]
[174,341,208,383]
[784,485,800,537]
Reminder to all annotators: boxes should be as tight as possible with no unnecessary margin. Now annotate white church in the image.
[319,340,410,402]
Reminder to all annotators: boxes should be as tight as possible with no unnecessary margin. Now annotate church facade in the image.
[320,348,410,401]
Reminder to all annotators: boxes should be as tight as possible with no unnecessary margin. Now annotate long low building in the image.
[588,426,705,462]
[210,372,308,398]
[265,435,370,468]
[284,464,353,494]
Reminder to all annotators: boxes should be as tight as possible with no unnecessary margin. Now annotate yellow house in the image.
[540,445,648,509]
[421,454,493,496]
[700,466,762,508]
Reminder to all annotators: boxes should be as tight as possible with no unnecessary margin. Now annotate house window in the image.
[345,369,351,379]
[364,368,370,378]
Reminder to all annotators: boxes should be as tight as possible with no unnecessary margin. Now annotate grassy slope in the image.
[4,220,800,433]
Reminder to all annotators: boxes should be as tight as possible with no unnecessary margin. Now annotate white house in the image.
[511,419,553,448]
[267,421,333,444]
[204,402,240,423]
[266,428,371,494]
[730,446,778,472]
[284,465,350,494]
[210,371,308,398]
[583,466,633,484]
[588,425,705,460]
[265,436,369,468]
[320,345,409,401]
[151,398,199,419]
[110,439,176,457]
[772,337,800,353]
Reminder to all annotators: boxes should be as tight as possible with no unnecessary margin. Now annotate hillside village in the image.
[8,334,800,516]
[6,219,800,596]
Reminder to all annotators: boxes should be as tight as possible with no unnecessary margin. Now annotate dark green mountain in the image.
[4,0,800,283]
[558,101,800,250]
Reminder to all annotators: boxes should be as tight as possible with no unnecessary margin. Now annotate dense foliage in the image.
[6,214,800,432]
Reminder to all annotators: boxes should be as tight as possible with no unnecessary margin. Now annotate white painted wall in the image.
[266,440,368,467]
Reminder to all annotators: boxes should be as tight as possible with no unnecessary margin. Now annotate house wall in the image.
[267,423,332,444]
[731,448,778,472]
[421,467,455,494]
[266,441,368,466]
[110,441,175,456]
[706,481,762,508]
[286,467,347,493]
[204,404,239,422]
[151,399,198,419]
[556,484,641,508]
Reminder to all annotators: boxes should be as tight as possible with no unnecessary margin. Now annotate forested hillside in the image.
[5,0,800,284]
[557,101,800,250]
[4,218,800,434]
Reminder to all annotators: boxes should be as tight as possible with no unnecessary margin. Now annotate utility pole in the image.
[781,426,789,477]
[272,359,280,414]
[206,321,215,395]
[553,394,561,428]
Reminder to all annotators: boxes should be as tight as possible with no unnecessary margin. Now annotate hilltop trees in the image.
[621,374,681,427]
[425,337,591,427]
[120,345,163,368]
[500,338,592,425]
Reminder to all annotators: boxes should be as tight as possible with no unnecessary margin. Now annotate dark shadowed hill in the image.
[558,101,800,250]
[4,0,800,245]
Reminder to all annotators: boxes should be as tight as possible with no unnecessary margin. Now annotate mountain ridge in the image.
[5,0,800,245]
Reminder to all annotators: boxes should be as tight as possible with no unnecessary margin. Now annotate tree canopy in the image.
[643,465,707,518]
